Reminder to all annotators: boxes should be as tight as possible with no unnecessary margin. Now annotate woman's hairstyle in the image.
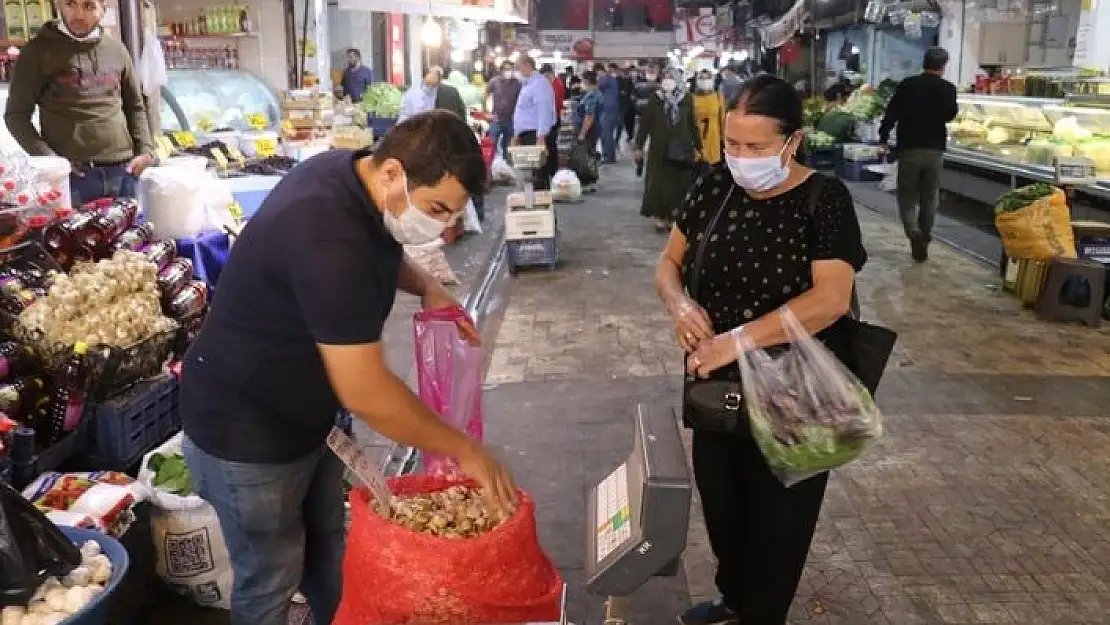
[726,74,804,136]
[582,70,598,85]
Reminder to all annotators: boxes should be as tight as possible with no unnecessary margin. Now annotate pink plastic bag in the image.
[414,306,485,474]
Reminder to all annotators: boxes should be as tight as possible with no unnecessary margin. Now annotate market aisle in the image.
[483,163,1110,625]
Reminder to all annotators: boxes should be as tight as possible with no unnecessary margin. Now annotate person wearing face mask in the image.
[511,56,558,190]
[655,75,865,625]
[620,67,639,147]
[597,63,622,163]
[633,68,702,232]
[339,48,374,102]
[718,65,744,106]
[4,0,154,207]
[692,69,725,167]
[484,60,522,159]
[399,66,467,123]
[179,111,517,625]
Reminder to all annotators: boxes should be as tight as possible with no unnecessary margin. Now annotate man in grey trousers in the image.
[879,47,959,262]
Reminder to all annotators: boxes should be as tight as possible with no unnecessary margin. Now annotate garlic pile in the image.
[389,485,510,539]
[17,251,176,348]
[1,539,112,625]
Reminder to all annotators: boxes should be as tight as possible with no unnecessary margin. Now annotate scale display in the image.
[594,463,632,564]
[585,405,692,598]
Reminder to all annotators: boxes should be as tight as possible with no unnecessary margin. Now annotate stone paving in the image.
[483,162,1110,624]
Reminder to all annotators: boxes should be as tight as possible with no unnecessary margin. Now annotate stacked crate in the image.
[282,92,335,140]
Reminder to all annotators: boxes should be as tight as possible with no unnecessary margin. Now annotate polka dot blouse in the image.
[676,166,867,337]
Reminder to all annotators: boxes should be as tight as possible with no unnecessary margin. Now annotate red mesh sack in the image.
[333,475,564,625]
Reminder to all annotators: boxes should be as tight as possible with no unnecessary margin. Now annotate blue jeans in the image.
[182,437,346,625]
[599,112,620,162]
[69,163,138,207]
[489,120,513,159]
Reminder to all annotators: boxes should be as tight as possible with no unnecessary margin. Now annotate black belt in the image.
[75,159,131,170]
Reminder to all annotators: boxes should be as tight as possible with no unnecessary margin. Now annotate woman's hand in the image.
[668,295,713,352]
[687,327,745,378]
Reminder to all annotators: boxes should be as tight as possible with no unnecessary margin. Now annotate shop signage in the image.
[388,13,405,86]
[537,30,594,59]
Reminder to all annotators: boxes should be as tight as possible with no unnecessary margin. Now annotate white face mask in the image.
[382,175,447,245]
[645,74,658,82]
[503,70,513,79]
[661,78,678,91]
[725,138,794,192]
[697,79,715,91]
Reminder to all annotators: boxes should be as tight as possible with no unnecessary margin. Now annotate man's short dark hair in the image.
[923,47,949,71]
[540,63,555,75]
[583,70,598,85]
[500,60,514,71]
[607,62,619,71]
[346,48,361,58]
[373,110,486,196]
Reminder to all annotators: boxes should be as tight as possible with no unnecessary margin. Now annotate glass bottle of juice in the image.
[168,280,208,319]
[0,341,37,379]
[82,199,138,251]
[157,258,194,301]
[44,211,97,268]
[46,342,90,442]
[138,239,177,270]
[114,223,155,251]
[0,375,45,418]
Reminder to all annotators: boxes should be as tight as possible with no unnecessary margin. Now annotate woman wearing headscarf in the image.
[634,67,703,232]
[692,69,725,167]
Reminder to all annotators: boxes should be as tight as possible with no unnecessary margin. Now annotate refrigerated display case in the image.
[945,94,1110,201]
[160,68,280,133]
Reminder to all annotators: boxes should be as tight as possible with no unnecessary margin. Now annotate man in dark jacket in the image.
[4,0,153,206]
[879,46,958,262]
[339,48,374,102]
[399,67,467,122]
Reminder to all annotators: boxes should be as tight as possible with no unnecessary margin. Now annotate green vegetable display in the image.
[994,182,1056,215]
[805,130,837,149]
[816,110,856,141]
[840,90,885,121]
[148,451,194,495]
[359,83,405,119]
[803,97,827,129]
[876,79,899,104]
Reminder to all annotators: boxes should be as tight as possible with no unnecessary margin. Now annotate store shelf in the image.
[160,32,256,39]
[944,147,1110,202]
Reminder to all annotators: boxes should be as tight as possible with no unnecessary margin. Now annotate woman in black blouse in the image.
[655,75,867,625]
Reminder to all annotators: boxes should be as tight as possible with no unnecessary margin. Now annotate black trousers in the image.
[517,126,558,190]
[623,108,636,140]
[692,429,828,625]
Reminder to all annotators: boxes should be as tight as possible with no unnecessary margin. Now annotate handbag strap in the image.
[687,184,736,302]
[801,173,861,320]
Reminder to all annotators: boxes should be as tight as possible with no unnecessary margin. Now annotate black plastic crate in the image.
[79,373,180,471]
[836,158,884,182]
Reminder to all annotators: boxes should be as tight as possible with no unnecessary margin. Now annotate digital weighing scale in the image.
[584,405,693,624]
[505,145,559,275]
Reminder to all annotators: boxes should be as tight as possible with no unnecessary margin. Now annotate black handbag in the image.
[664,135,696,166]
[681,185,746,433]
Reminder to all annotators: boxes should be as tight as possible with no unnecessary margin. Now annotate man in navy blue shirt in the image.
[339,48,374,102]
[597,63,622,164]
[179,111,516,625]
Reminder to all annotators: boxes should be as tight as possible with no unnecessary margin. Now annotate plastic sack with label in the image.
[136,433,232,609]
[491,156,517,185]
[1,481,82,607]
[550,169,582,203]
[414,306,484,475]
[333,475,564,625]
[737,307,883,487]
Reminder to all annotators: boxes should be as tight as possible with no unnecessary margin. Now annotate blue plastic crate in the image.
[805,147,839,170]
[507,237,559,274]
[836,158,883,182]
[79,373,180,471]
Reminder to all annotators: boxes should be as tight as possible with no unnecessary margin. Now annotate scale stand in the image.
[584,405,693,625]
[505,146,559,274]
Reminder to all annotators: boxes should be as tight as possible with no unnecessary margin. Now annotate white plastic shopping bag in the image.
[491,156,516,184]
[464,199,483,234]
[138,433,233,609]
[551,168,582,203]
[875,162,898,192]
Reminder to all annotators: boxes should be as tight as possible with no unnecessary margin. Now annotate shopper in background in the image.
[598,63,622,163]
[511,56,558,190]
[692,69,724,167]
[575,70,603,153]
[4,0,153,206]
[544,63,566,121]
[879,46,958,262]
[339,48,374,103]
[620,66,638,148]
[656,75,865,625]
[633,67,702,232]
[718,65,743,106]
[180,111,517,625]
[632,64,662,177]
[398,66,467,123]
[485,60,521,159]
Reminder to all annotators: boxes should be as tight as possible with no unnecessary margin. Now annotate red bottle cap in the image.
[2,179,16,191]
[26,214,51,229]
